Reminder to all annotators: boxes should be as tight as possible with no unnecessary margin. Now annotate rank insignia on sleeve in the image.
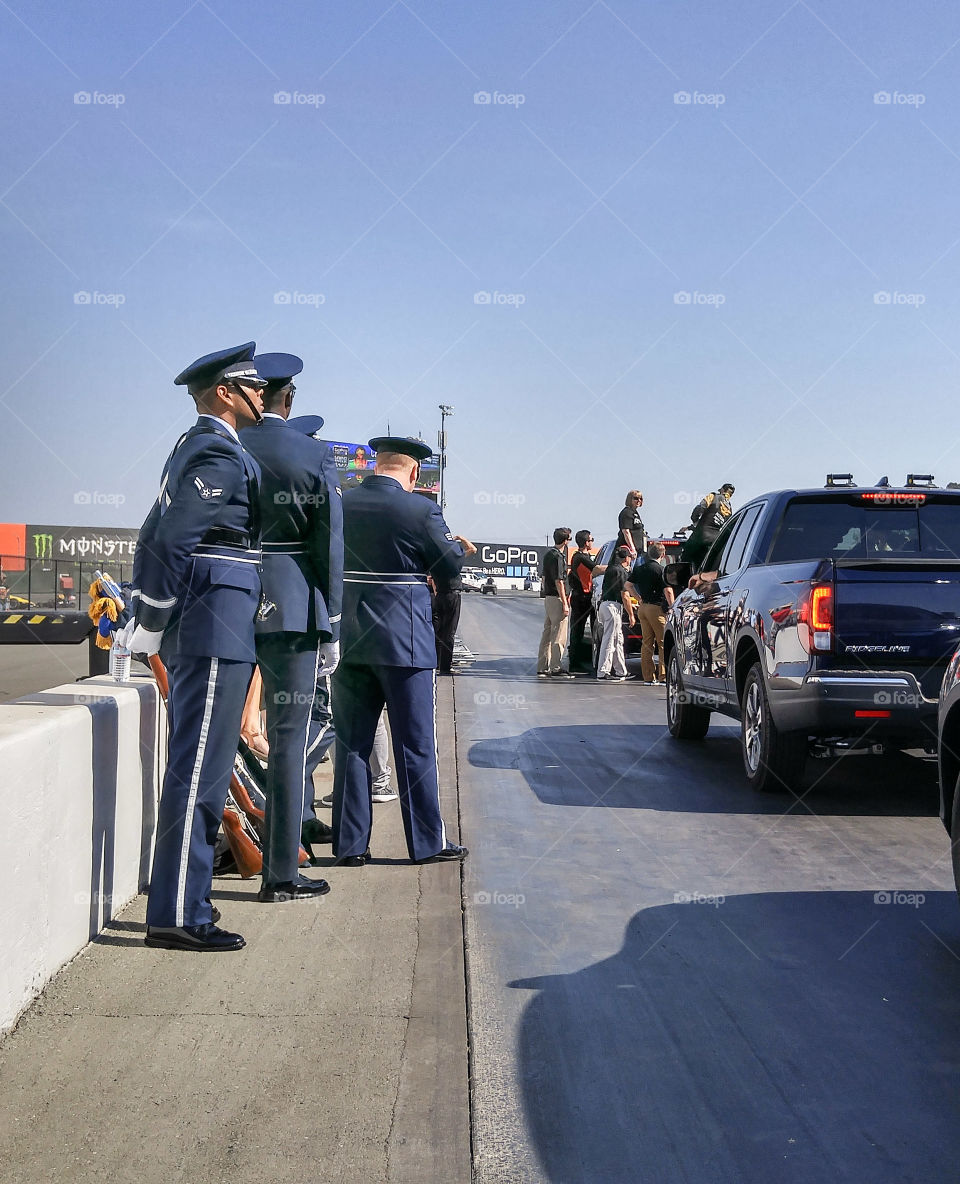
[194,476,223,500]
[445,532,455,541]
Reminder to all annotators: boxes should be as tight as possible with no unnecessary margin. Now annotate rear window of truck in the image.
[767,498,960,562]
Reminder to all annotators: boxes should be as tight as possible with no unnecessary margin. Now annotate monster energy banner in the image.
[26,524,139,563]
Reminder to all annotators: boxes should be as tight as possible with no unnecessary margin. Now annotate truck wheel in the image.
[741,662,806,792]
[666,647,710,740]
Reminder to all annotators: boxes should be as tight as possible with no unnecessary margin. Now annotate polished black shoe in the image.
[336,848,371,867]
[257,875,331,902]
[301,817,334,861]
[144,922,245,952]
[414,842,469,865]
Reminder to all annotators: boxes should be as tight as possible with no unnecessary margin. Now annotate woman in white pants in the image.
[596,546,636,681]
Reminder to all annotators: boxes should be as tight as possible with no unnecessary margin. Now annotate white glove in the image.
[113,620,136,649]
[317,640,340,676]
[126,624,164,656]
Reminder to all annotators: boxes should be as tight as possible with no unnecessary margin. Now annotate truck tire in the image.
[666,647,710,740]
[740,662,807,793]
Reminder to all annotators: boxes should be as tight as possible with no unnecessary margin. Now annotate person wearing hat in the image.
[681,483,736,571]
[118,342,268,952]
[331,435,468,866]
[239,352,343,901]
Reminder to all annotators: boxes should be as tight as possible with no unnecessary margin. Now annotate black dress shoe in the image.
[257,875,331,902]
[414,842,469,865]
[144,922,245,952]
[335,848,371,867]
[210,905,221,925]
[301,817,334,861]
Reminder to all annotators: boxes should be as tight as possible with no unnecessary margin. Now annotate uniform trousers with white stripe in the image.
[256,632,322,885]
[332,663,445,861]
[146,654,254,928]
[301,672,335,822]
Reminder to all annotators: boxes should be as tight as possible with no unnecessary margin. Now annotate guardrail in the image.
[0,673,165,1034]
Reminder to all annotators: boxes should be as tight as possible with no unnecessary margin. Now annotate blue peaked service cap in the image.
[288,414,325,437]
[369,435,433,462]
[174,341,266,389]
[254,352,304,385]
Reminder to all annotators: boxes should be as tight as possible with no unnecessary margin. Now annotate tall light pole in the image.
[438,404,454,512]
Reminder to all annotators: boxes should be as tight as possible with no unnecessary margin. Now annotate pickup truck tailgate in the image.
[833,562,960,697]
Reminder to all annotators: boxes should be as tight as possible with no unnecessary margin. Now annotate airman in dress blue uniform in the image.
[239,354,343,901]
[332,436,468,866]
[120,342,268,952]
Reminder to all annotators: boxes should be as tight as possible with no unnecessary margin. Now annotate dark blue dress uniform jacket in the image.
[341,475,463,667]
[239,416,343,641]
[131,418,262,660]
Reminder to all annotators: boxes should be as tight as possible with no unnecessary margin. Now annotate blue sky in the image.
[2,0,960,544]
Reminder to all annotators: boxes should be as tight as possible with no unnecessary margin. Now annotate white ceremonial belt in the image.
[261,542,307,555]
[344,572,428,585]
[190,544,262,564]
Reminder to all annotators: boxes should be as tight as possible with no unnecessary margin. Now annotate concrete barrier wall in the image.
[0,672,165,1033]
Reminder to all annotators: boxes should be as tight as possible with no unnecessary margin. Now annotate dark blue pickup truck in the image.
[664,474,960,792]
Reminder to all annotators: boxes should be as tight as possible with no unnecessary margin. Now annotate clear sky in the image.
[2,1,959,544]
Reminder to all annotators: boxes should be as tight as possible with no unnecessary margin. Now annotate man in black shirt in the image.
[596,546,636,681]
[626,541,672,685]
[538,527,573,678]
[617,490,646,560]
[567,529,607,674]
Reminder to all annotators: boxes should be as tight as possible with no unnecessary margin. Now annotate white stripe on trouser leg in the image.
[433,669,446,848]
[305,721,330,758]
[175,657,219,927]
[299,642,323,819]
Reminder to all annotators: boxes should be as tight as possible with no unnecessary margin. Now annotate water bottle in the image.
[110,636,131,683]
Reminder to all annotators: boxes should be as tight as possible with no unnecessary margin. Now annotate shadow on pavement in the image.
[509,890,960,1184]
[468,725,939,816]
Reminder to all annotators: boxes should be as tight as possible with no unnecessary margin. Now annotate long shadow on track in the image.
[509,890,960,1184]
[468,724,939,817]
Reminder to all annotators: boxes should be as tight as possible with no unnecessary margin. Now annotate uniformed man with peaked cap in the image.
[239,352,343,900]
[332,435,468,866]
[119,342,267,951]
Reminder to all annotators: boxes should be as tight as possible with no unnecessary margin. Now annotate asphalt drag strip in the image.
[455,591,960,1184]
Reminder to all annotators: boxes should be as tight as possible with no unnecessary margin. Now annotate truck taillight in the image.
[799,585,833,653]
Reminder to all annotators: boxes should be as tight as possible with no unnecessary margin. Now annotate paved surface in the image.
[5,593,960,1182]
[0,681,468,1184]
[456,592,960,1184]
[0,642,90,701]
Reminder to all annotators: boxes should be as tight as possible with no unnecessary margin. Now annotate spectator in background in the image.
[433,533,477,674]
[682,483,735,570]
[537,527,574,679]
[627,541,671,686]
[567,530,607,675]
[596,546,636,682]
[618,491,646,560]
